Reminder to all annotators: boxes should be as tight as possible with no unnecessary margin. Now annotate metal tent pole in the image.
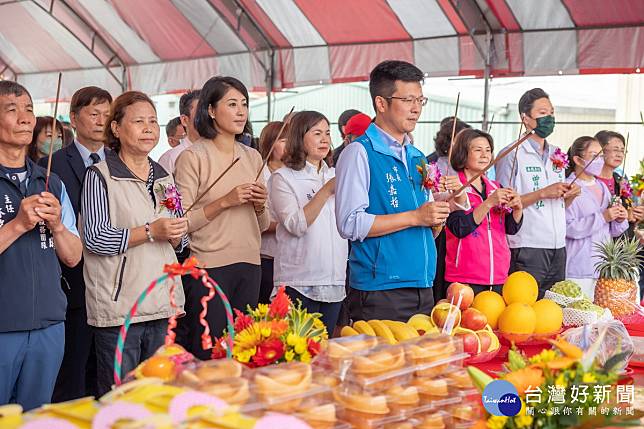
[482,29,492,132]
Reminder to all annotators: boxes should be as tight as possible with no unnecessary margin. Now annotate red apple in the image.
[455,331,480,355]
[476,331,492,352]
[431,303,461,329]
[446,283,474,310]
[461,308,488,331]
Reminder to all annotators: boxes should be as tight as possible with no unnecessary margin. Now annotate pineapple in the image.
[593,237,643,317]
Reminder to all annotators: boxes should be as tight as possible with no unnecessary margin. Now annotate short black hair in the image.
[434,116,471,157]
[166,116,183,137]
[194,76,251,140]
[518,88,550,116]
[338,109,360,137]
[594,130,625,147]
[179,90,201,118]
[369,60,424,111]
[70,86,112,114]
[0,81,31,101]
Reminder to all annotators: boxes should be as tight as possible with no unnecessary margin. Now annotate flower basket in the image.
[209,286,327,368]
[113,257,235,385]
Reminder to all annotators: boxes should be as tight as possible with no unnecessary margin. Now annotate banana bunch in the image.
[341,313,501,356]
[340,314,439,344]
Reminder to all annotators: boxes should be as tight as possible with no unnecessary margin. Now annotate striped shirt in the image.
[81,159,188,256]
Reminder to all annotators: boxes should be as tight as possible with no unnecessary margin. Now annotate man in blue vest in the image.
[335,60,450,321]
[0,81,82,410]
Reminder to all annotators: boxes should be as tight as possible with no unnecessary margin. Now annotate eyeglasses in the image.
[385,96,429,106]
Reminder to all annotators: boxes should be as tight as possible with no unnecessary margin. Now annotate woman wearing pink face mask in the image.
[564,136,629,299]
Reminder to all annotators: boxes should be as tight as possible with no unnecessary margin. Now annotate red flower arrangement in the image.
[416,160,442,193]
[550,147,569,171]
[157,183,183,216]
[211,286,327,367]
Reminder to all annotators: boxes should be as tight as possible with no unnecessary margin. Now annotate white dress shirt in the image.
[270,161,347,302]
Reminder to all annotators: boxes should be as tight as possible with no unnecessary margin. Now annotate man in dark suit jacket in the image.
[38,86,112,401]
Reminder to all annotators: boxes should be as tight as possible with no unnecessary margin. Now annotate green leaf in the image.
[299,317,314,337]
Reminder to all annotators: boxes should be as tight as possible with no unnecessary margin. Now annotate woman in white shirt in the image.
[258,121,287,304]
[270,111,348,332]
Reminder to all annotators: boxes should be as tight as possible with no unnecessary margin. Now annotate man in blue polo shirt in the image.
[335,60,451,321]
[0,81,82,410]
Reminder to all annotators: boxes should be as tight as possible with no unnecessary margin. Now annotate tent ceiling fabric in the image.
[0,0,642,99]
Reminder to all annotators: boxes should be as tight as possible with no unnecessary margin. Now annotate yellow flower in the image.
[294,339,307,355]
[555,373,567,388]
[486,415,508,429]
[529,349,557,365]
[514,400,533,428]
[257,303,268,317]
[260,326,271,338]
[285,350,295,362]
[313,318,328,339]
[515,413,533,428]
[233,323,263,355]
[235,347,256,363]
[250,303,269,319]
[287,333,298,346]
[582,372,597,383]
[300,351,311,363]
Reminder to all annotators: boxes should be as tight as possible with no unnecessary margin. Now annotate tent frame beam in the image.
[447,0,499,132]
[230,0,276,123]
[7,0,129,91]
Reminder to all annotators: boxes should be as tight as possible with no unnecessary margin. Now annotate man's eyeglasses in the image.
[385,96,429,106]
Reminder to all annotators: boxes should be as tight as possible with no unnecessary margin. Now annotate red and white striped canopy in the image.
[1,0,642,99]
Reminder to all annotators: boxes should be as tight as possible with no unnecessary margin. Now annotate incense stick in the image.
[510,123,524,188]
[44,72,62,192]
[254,106,294,181]
[621,132,630,180]
[446,93,460,165]
[184,157,240,213]
[448,131,535,201]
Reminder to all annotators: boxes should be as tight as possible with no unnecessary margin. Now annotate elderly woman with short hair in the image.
[81,91,188,395]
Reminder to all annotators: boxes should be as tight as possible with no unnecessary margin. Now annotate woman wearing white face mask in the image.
[564,136,629,299]
[29,116,64,162]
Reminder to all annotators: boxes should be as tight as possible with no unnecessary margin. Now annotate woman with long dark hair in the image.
[174,76,269,359]
[564,136,628,299]
[258,121,288,304]
[28,116,64,161]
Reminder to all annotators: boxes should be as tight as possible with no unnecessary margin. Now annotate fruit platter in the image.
[340,282,503,363]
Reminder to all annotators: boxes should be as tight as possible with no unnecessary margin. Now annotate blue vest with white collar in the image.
[350,124,436,291]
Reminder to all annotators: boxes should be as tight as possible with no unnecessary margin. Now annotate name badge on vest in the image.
[525,166,542,173]
[0,194,16,228]
[385,166,402,209]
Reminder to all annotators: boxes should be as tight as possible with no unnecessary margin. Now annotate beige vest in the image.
[83,159,185,327]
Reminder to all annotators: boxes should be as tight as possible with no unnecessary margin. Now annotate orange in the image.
[532,299,563,334]
[471,291,506,329]
[498,303,536,335]
[503,271,538,305]
[140,356,175,380]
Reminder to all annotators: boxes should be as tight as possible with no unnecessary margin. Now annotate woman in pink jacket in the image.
[445,129,524,295]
